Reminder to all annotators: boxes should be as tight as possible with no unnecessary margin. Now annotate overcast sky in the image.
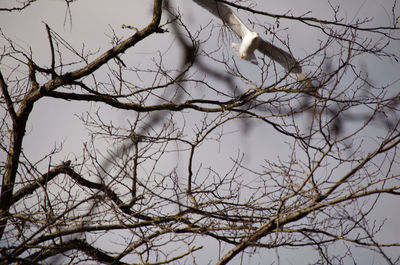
[1,0,399,264]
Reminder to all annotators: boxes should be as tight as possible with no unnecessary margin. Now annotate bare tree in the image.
[1,0,400,264]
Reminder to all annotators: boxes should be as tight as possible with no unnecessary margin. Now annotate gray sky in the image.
[1,0,399,264]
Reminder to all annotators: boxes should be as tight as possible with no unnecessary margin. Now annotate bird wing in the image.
[193,0,249,38]
[256,37,315,89]
[255,37,302,74]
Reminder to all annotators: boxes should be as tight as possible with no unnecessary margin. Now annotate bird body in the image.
[232,31,259,64]
[239,31,259,59]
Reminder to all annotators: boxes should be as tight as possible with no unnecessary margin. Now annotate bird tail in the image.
[232,42,240,53]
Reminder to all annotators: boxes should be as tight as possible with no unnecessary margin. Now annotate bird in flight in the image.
[193,0,314,89]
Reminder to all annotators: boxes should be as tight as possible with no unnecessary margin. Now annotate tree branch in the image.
[19,239,129,265]
[216,0,399,34]
[11,161,72,204]
[0,71,17,124]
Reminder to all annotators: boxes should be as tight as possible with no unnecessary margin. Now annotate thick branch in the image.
[18,239,129,265]
[11,161,72,204]
[43,0,163,89]
[0,71,17,124]
[59,167,145,218]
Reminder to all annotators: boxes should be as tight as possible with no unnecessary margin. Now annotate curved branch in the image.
[11,161,72,204]
[19,239,129,265]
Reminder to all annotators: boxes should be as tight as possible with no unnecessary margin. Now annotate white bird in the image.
[193,0,314,90]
